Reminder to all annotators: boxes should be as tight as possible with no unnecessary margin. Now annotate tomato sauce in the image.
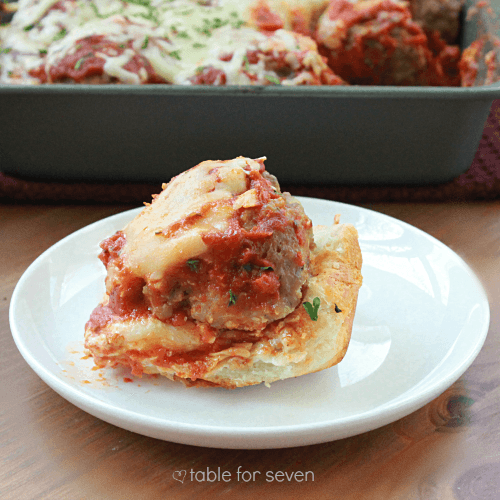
[28,65,48,83]
[326,0,409,29]
[48,35,166,83]
[123,53,166,84]
[99,230,126,268]
[93,333,250,380]
[458,39,482,87]
[250,1,284,32]
[144,333,258,379]
[426,30,461,86]
[290,9,311,37]
[107,272,146,316]
[246,50,260,65]
[51,0,70,13]
[189,66,227,85]
[86,304,115,330]
[85,230,148,332]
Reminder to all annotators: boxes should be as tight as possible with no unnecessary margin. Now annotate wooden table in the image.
[2,200,499,500]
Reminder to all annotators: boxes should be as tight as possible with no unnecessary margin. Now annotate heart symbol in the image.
[173,470,187,484]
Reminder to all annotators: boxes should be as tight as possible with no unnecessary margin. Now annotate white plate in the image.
[10,198,490,449]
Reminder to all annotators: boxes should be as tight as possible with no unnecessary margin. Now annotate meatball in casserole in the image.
[316,0,434,85]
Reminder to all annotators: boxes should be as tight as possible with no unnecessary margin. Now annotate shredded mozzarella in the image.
[0,0,337,85]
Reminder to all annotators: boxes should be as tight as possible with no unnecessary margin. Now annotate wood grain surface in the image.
[1,201,499,500]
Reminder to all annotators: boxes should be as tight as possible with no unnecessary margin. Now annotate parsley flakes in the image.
[187,259,200,272]
[74,52,93,70]
[243,55,250,72]
[53,28,67,41]
[303,297,320,321]
[265,75,280,85]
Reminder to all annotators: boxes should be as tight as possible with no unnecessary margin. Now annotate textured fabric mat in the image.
[1,100,499,205]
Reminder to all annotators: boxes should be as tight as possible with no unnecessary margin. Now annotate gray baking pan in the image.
[0,0,499,185]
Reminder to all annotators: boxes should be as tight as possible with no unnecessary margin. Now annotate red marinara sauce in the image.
[44,35,167,83]
[318,0,460,86]
[250,1,285,32]
[86,230,147,331]
[189,66,227,85]
[99,230,126,268]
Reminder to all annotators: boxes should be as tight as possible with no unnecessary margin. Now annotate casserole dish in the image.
[0,0,499,185]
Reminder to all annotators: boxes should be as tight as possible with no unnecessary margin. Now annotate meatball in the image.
[408,0,462,44]
[102,157,315,332]
[315,0,432,85]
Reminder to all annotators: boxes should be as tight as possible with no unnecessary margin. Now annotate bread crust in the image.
[85,221,362,388]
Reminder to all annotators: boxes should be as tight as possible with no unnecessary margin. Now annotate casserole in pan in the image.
[0,0,498,184]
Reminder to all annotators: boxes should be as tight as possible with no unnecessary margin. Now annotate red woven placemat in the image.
[1,100,499,205]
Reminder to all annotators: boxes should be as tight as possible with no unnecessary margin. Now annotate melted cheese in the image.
[0,0,332,84]
[123,157,263,279]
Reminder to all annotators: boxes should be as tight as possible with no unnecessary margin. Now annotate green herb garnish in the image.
[265,75,280,85]
[39,49,47,55]
[53,28,67,41]
[195,26,212,37]
[187,259,200,272]
[228,11,245,28]
[89,3,121,19]
[231,19,245,29]
[193,43,206,49]
[74,57,85,70]
[243,55,250,72]
[123,0,151,6]
[74,52,93,70]
[229,290,237,306]
[212,18,226,29]
[142,35,149,49]
[24,24,34,32]
[260,266,274,271]
[169,50,181,60]
[303,297,320,321]
[124,0,160,23]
